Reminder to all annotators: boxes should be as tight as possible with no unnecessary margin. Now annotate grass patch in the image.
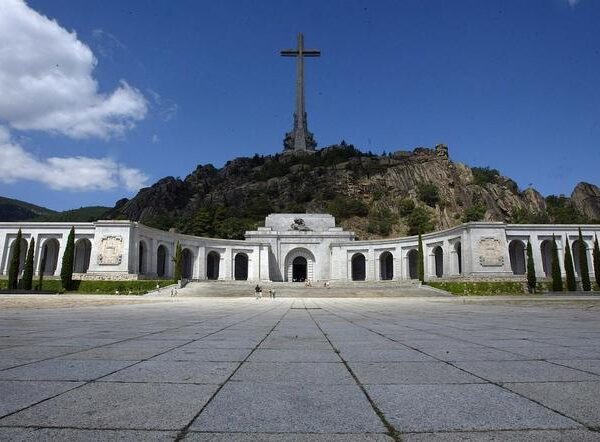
[427,281,528,296]
[0,279,174,295]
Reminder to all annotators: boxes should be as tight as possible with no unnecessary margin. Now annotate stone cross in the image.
[281,33,320,151]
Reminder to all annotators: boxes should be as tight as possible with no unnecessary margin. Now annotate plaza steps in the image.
[164,280,451,298]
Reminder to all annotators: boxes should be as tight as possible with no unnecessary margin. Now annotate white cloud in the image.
[91,28,126,59]
[147,89,179,122]
[0,127,148,192]
[567,0,580,7]
[0,0,147,139]
[151,134,160,144]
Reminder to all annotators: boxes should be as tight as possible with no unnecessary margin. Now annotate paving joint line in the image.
[173,304,291,442]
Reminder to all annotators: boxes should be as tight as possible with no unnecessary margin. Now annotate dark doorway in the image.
[380,252,393,280]
[509,240,526,275]
[234,253,248,280]
[434,246,443,278]
[207,251,220,280]
[351,253,366,281]
[182,248,193,279]
[156,245,167,277]
[408,249,418,279]
[292,256,307,282]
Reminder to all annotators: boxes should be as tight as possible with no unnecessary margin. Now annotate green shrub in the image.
[578,228,591,291]
[471,167,500,185]
[327,196,368,220]
[526,241,536,293]
[406,207,434,235]
[417,182,440,207]
[398,198,415,217]
[61,227,75,290]
[551,235,563,292]
[462,205,486,222]
[366,208,396,236]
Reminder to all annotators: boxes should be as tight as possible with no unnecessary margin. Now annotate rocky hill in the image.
[0,196,55,221]
[105,143,600,240]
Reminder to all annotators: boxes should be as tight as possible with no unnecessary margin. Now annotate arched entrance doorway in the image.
[138,241,148,275]
[234,253,248,280]
[41,239,60,276]
[540,240,553,277]
[182,248,193,279]
[292,256,307,282]
[433,246,443,278]
[407,249,418,280]
[74,238,91,273]
[509,240,526,275]
[380,252,393,280]
[156,245,167,277]
[454,242,462,275]
[351,253,366,281]
[207,251,220,280]
[284,248,315,282]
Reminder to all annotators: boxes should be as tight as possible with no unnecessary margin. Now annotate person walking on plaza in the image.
[255,284,262,300]
[269,288,276,299]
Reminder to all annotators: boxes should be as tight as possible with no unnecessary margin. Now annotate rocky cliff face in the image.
[106,144,599,239]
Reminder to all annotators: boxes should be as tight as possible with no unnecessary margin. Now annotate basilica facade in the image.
[0,213,598,283]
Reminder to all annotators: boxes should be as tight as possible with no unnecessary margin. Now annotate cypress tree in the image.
[37,247,47,291]
[526,240,536,293]
[417,233,425,283]
[550,235,563,292]
[564,237,576,291]
[173,241,183,282]
[60,227,75,290]
[577,228,591,291]
[8,229,23,290]
[22,237,35,291]
[593,234,600,290]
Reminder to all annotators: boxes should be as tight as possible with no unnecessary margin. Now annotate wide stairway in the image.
[165,280,450,298]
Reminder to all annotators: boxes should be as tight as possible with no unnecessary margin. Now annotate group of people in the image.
[254,284,276,299]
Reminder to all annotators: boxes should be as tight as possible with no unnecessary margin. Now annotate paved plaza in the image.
[1,295,600,441]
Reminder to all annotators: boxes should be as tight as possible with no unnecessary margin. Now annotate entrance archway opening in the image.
[234,253,249,280]
[292,256,307,282]
[540,240,553,277]
[41,239,60,276]
[380,252,393,280]
[454,242,462,275]
[509,240,526,275]
[182,248,193,279]
[433,246,443,278]
[74,238,91,273]
[7,237,28,275]
[138,241,148,275]
[407,249,418,280]
[156,245,167,277]
[351,253,366,281]
[207,251,220,280]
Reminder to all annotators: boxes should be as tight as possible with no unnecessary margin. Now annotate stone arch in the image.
[74,238,91,273]
[407,249,418,280]
[433,246,443,278]
[351,253,366,281]
[234,253,249,280]
[284,248,315,282]
[509,240,526,275]
[540,240,553,278]
[379,251,393,280]
[182,248,193,279]
[7,237,28,275]
[138,240,149,275]
[207,251,220,280]
[41,238,60,276]
[571,240,589,277]
[454,242,462,275]
[156,245,167,277]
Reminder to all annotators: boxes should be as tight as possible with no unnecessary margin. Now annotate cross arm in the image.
[303,50,321,57]
[280,50,298,56]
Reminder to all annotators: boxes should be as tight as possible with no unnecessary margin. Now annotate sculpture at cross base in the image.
[280,33,320,152]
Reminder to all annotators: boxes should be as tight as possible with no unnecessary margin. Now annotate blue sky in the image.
[0,0,598,211]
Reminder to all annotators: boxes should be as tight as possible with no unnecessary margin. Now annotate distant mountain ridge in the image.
[0,197,110,223]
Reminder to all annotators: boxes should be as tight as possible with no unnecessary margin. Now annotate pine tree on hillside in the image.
[593,234,600,290]
[417,233,425,283]
[578,228,591,291]
[526,241,536,293]
[60,227,75,290]
[564,237,577,291]
[22,237,35,291]
[173,241,183,282]
[550,234,563,292]
[8,229,23,290]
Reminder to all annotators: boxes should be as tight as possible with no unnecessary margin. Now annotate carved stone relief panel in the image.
[478,237,504,267]
[97,235,123,265]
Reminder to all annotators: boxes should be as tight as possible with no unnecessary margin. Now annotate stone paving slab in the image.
[366,384,580,432]
[0,359,135,382]
[153,346,252,362]
[101,360,238,384]
[402,429,600,441]
[231,362,355,384]
[549,359,600,375]
[2,382,219,430]
[506,381,600,428]
[0,427,178,441]
[0,380,83,417]
[247,348,340,362]
[349,361,483,384]
[184,433,393,441]
[190,382,386,433]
